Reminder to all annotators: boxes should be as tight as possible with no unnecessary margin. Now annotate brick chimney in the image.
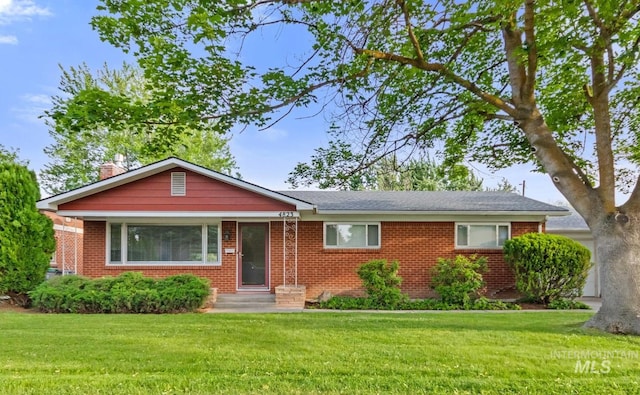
[99,156,127,180]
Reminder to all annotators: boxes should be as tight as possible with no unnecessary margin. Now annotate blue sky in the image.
[0,0,567,203]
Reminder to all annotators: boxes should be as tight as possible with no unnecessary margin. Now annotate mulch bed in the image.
[0,301,39,313]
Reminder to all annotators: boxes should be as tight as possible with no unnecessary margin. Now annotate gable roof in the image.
[546,209,589,231]
[37,157,314,212]
[37,157,568,217]
[280,190,569,215]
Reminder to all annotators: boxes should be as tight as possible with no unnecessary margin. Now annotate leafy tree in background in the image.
[0,145,23,165]
[488,178,518,194]
[0,155,56,306]
[41,63,238,195]
[291,153,515,192]
[294,155,485,191]
[86,1,640,333]
[371,156,484,191]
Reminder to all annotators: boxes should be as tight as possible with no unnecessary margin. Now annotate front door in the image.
[238,223,269,289]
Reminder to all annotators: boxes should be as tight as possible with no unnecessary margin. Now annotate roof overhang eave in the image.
[314,210,570,216]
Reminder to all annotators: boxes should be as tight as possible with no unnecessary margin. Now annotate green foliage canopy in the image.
[290,154,487,190]
[0,159,56,305]
[42,62,238,194]
[89,0,640,209]
[0,145,24,165]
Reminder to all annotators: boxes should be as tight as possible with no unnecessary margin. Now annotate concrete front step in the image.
[214,293,277,310]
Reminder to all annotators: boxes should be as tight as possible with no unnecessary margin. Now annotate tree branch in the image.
[353,48,515,116]
[523,0,537,101]
[519,112,597,220]
[396,0,426,65]
[621,176,640,212]
[609,33,640,91]
[219,60,374,121]
[501,12,527,106]
[586,49,616,209]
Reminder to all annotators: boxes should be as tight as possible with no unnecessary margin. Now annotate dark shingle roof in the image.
[546,210,589,230]
[279,191,568,213]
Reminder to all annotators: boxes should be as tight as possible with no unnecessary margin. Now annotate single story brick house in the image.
[37,157,568,300]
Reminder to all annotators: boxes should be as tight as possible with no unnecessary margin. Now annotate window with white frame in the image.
[324,223,380,248]
[108,223,220,265]
[456,223,510,248]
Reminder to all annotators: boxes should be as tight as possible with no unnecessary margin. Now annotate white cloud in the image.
[22,93,51,104]
[10,92,51,123]
[0,33,16,44]
[0,0,51,25]
[258,127,288,141]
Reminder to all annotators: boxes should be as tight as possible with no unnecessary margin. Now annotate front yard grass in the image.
[1,311,639,394]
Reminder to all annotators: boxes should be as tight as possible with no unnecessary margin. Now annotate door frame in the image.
[237,222,270,290]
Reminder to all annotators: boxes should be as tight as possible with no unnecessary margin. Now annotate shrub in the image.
[29,272,210,313]
[0,161,56,306]
[470,297,520,311]
[356,259,408,307]
[431,255,487,306]
[503,233,592,304]
[316,296,520,311]
[155,274,211,313]
[29,275,92,313]
[547,299,591,310]
[316,296,377,310]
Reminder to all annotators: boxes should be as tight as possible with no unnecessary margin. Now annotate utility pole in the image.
[521,180,526,196]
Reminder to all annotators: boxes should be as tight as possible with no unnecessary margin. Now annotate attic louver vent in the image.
[171,172,186,196]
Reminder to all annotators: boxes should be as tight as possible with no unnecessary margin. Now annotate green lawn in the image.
[1,312,639,394]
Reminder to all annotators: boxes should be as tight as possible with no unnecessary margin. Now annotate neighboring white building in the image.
[546,211,599,297]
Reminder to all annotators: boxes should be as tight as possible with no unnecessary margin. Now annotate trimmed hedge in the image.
[503,233,592,304]
[29,272,210,313]
[316,296,520,311]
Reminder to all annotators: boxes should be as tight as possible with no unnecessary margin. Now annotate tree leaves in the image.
[89,1,640,203]
[0,160,56,300]
[41,63,238,195]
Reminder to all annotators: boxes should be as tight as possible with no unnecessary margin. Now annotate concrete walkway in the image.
[578,297,602,311]
[208,307,303,313]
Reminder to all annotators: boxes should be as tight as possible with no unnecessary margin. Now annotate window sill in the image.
[454,247,504,252]
[322,247,381,252]
[106,263,222,268]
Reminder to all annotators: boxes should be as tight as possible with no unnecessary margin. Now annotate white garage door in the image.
[577,239,599,297]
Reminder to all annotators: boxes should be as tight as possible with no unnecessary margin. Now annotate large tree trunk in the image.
[584,215,640,334]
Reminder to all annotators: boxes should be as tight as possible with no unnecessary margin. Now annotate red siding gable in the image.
[59,168,296,212]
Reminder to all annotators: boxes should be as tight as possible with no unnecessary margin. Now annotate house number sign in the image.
[278,211,295,217]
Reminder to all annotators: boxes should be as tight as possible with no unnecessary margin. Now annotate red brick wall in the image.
[281,221,540,299]
[60,168,295,212]
[82,221,239,292]
[81,220,540,298]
